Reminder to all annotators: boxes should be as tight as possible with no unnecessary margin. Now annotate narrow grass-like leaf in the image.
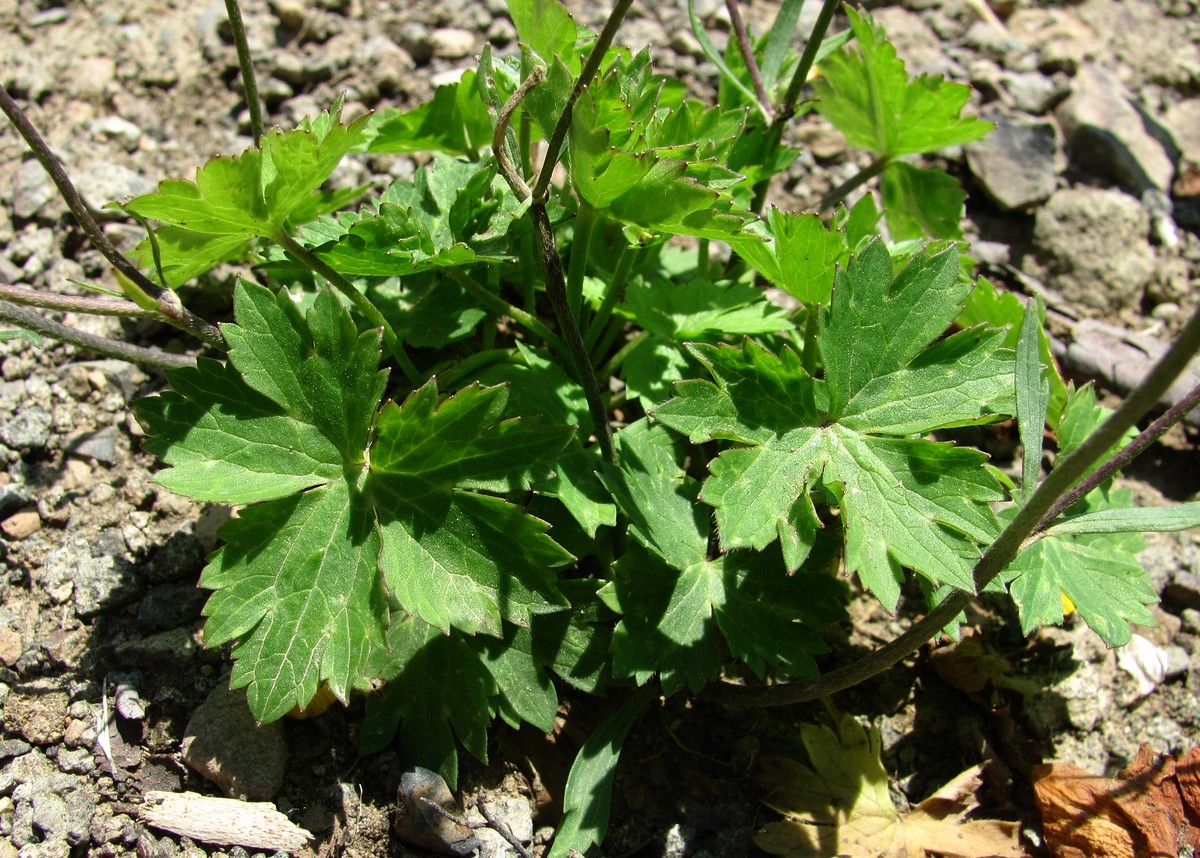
[1015,296,1049,501]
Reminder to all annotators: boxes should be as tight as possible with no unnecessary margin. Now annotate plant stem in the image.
[1035,380,1200,533]
[532,0,636,203]
[493,65,545,201]
[275,232,419,383]
[815,155,890,213]
[0,300,195,371]
[530,204,615,463]
[0,84,226,349]
[443,267,564,355]
[0,282,158,318]
[780,0,839,121]
[725,0,773,119]
[598,329,649,380]
[567,202,597,321]
[435,348,519,389]
[710,299,1200,706]
[223,0,264,146]
[584,245,635,351]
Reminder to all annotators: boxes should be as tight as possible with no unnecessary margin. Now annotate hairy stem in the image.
[725,0,773,118]
[224,0,264,146]
[711,299,1200,706]
[275,232,419,383]
[533,0,636,202]
[1036,380,1200,532]
[0,85,226,349]
[780,0,840,120]
[0,282,158,318]
[0,301,195,371]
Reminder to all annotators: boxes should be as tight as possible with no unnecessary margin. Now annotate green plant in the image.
[3,0,1200,854]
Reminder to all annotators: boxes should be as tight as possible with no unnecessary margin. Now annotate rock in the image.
[965,114,1060,210]
[138,582,208,631]
[8,227,56,277]
[64,426,119,464]
[1032,187,1155,313]
[1000,70,1068,115]
[872,7,961,78]
[1008,8,1097,73]
[89,116,142,152]
[0,406,51,450]
[272,51,334,86]
[66,56,116,100]
[360,36,414,99]
[4,685,68,745]
[54,747,95,775]
[11,159,58,220]
[11,774,94,847]
[182,684,287,801]
[1056,63,1179,195]
[0,626,24,665]
[1,510,40,541]
[0,738,32,761]
[395,767,479,856]
[429,28,476,60]
[0,748,57,794]
[1165,98,1200,165]
[470,795,533,858]
[35,535,141,619]
[114,626,200,668]
[270,0,306,29]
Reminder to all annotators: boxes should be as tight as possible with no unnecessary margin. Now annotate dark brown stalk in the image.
[725,0,773,118]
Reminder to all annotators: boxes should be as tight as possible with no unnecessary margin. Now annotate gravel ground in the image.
[1,0,1199,856]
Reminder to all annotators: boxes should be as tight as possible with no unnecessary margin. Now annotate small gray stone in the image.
[28,7,69,26]
[965,114,1060,211]
[12,773,94,846]
[9,158,58,219]
[0,739,33,761]
[389,21,433,66]
[396,767,479,856]
[54,747,95,776]
[1001,71,1067,115]
[182,684,287,801]
[64,426,119,465]
[272,51,334,86]
[1056,63,1179,195]
[89,116,142,152]
[114,626,199,668]
[0,407,51,451]
[8,228,56,278]
[1165,98,1200,165]
[1032,187,1155,313]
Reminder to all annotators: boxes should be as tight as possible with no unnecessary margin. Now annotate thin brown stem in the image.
[725,0,773,118]
[710,299,1200,706]
[0,84,226,349]
[0,283,158,318]
[493,65,544,201]
[0,301,195,371]
[532,0,636,202]
[780,0,839,120]
[1036,380,1200,532]
[815,155,890,213]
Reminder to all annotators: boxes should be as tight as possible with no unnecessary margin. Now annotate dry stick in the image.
[493,66,544,202]
[725,0,773,118]
[710,300,1200,707]
[0,301,195,371]
[224,0,264,146]
[0,85,226,349]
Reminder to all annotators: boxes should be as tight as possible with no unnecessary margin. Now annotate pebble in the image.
[964,114,1060,211]
[1032,187,1155,313]
[1001,70,1067,115]
[1056,63,1178,195]
[11,773,95,848]
[1,510,41,541]
[67,56,116,100]
[10,154,60,218]
[0,406,52,450]
[272,51,334,86]
[1165,98,1200,164]
[89,116,143,152]
[430,28,477,60]
[182,684,287,801]
[74,162,155,210]
[395,767,479,856]
[64,426,119,464]
[0,627,22,667]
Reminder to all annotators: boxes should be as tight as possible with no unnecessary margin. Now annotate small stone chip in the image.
[1,510,41,540]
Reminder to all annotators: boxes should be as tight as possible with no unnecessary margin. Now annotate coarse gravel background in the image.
[1,0,1200,855]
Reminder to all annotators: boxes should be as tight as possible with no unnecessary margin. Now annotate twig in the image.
[0,301,195,371]
[223,0,264,146]
[779,0,840,121]
[725,0,773,118]
[474,791,533,858]
[709,298,1200,706]
[532,0,636,202]
[0,84,226,349]
[0,283,157,318]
